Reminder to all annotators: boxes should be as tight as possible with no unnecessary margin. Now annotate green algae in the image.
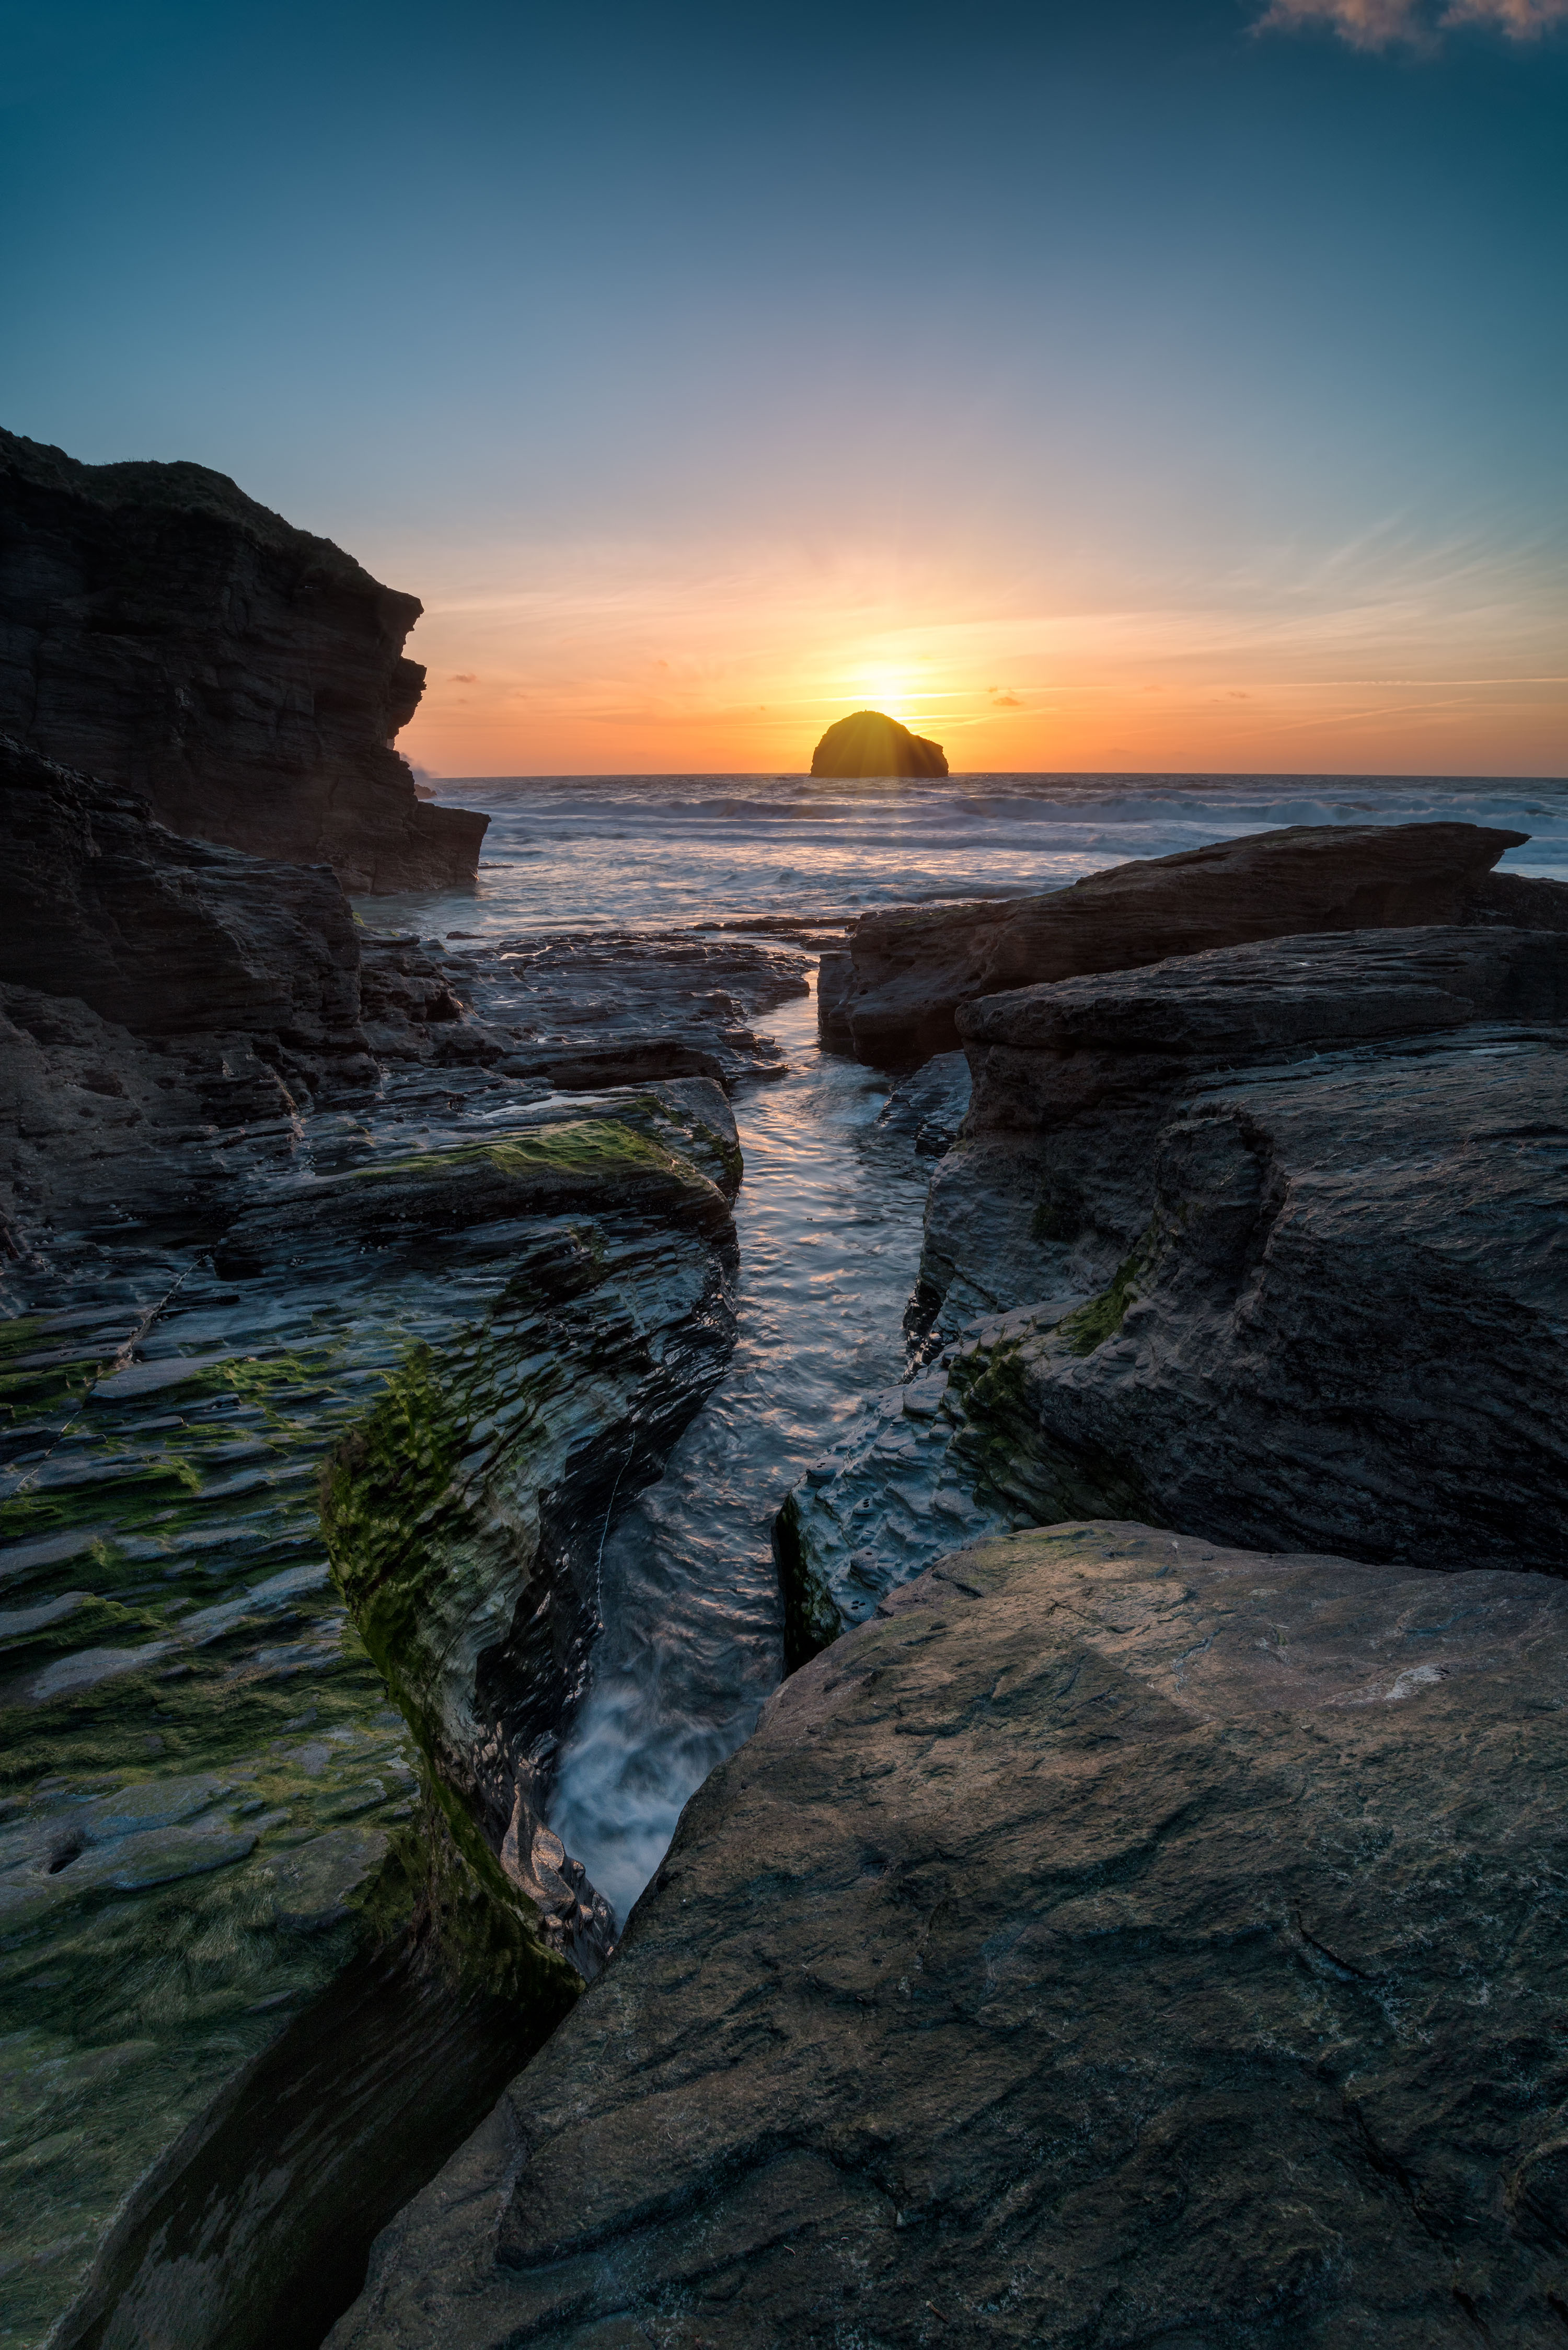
[363,1781,579,2015]
[1,1095,732,2345]
[1056,1248,1149,1356]
[363,1121,687,1187]
[320,1340,484,1731]
[0,1316,121,1429]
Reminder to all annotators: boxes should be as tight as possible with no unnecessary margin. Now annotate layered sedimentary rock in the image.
[3,733,363,1048]
[926,918,1568,1323]
[315,1119,743,1977]
[0,735,810,1257]
[0,747,801,2344]
[331,1522,1568,2350]
[0,733,374,1248]
[809,708,948,779]
[818,818,1548,1064]
[873,1046,972,1157]
[3,1082,745,2350]
[779,926,1568,1655]
[0,429,486,891]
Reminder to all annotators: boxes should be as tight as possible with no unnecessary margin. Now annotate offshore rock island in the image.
[5,432,1568,2350]
[810,707,949,778]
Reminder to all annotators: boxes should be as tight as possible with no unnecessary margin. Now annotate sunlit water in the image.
[382,770,1568,1927]
[376,769,1568,941]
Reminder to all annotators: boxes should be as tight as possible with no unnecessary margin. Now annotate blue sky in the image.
[3,0,1563,772]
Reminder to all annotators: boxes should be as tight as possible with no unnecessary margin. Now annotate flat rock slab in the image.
[820,820,1547,1065]
[331,1522,1568,2349]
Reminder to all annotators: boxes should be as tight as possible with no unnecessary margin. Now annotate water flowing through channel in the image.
[548,980,931,1924]
[8,769,1564,2348]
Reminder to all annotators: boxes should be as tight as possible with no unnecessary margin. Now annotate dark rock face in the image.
[948,1032,1568,1574]
[329,1522,1568,2350]
[778,927,1568,1654]
[0,732,806,2341]
[317,1123,741,1982]
[820,819,1533,1064]
[0,429,486,892]
[809,708,948,779]
[873,1047,972,1158]
[2,733,362,1047]
[927,919,1568,1324]
[453,929,810,1091]
[0,733,378,1248]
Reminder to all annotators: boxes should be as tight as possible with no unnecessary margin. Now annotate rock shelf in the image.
[330,1523,1568,2349]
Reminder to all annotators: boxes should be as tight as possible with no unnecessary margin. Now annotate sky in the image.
[1,0,1564,776]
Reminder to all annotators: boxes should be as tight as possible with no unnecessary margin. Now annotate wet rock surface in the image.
[781,927,1568,1652]
[2,862,803,2343]
[818,818,1541,1064]
[0,429,486,891]
[926,920,1568,1326]
[874,1048,971,1158]
[330,1521,1568,2350]
[0,730,808,1257]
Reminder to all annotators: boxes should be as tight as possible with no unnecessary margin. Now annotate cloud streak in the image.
[1255,0,1568,47]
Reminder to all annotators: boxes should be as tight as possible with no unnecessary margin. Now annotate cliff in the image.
[817,818,1549,1064]
[809,708,948,779]
[0,428,486,892]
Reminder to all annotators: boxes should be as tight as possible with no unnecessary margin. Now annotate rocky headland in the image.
[0,429,485,891]
[810,709,949,780]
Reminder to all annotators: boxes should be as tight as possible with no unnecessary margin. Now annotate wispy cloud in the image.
[1255,0,1568,47]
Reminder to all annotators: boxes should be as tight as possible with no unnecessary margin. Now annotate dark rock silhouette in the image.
[0,428,486,892]
[809,708,948,779]
[327,1522,1568,2350]
[818,817,1552,1064]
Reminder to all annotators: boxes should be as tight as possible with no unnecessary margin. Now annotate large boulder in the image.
[0,429,487,891]
[328,1522,1568,2349]
[925,919,1568,1324]
[778,926,1568,1657]
[809,708,948,779]
[818,819,1553,1065]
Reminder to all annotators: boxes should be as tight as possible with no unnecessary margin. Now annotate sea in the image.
[377,771,1568,1924]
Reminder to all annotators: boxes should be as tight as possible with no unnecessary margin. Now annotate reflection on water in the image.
[548,983,929,1924]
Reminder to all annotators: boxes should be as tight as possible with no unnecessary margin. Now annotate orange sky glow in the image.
[393,534,1566,779]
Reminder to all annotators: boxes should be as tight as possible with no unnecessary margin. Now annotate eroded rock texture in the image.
[331,1522,1568,2350]
[2,799,801,2346]
[779,927,1568,1653]
[818,818,1547,1064]
[0,428,485,891]
[927,920,1568,1324]
[3,1083,746,2350]
[316,1119,743,1978]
